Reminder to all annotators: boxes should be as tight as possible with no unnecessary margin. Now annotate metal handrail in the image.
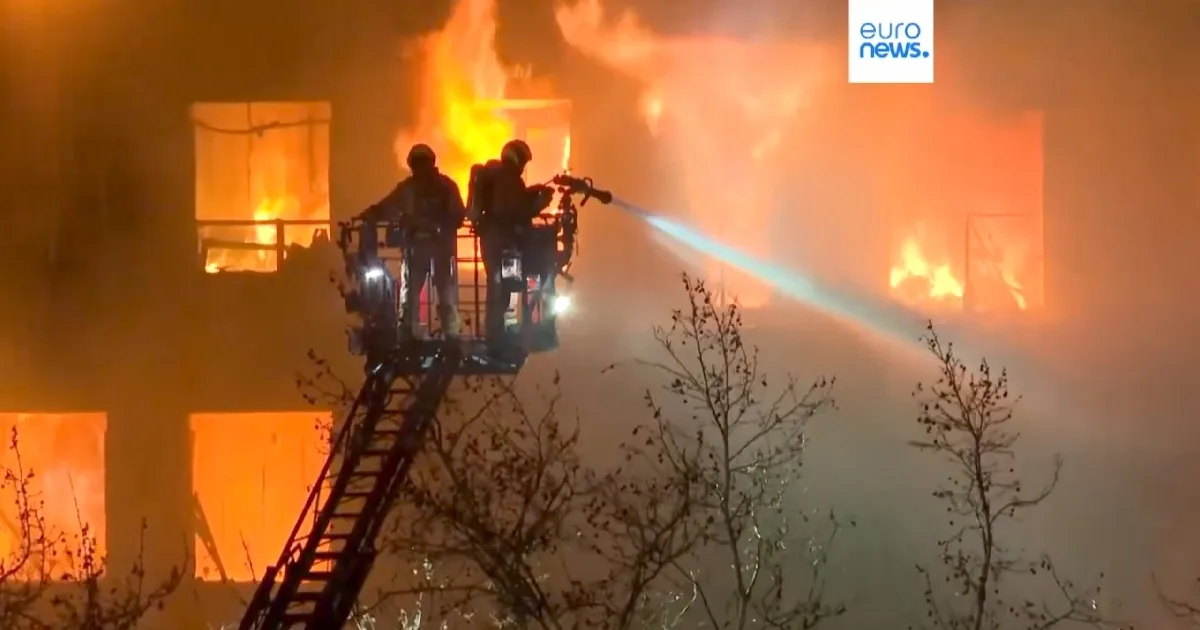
[195,219,335,227]
[197,219,336,271]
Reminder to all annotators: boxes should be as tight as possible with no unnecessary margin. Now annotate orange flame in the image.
[0,413,107,579]
[202,195,306,273]
[397,0,514,193]
[882,109,1043,313]
[888,220,1034,312]
[889,236,964,305]
[191,412,327,582]
[555,0,832,308]
[396,0,571,264]
[194,102,332,274]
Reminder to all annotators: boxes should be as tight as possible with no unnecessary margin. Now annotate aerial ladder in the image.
[238,173,612,630]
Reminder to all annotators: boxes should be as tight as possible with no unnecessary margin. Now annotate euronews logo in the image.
[858,23,929,60]
[848,0,934,84]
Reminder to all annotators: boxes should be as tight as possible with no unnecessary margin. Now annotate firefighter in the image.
[361,143,465,340]
[467,139,554,347]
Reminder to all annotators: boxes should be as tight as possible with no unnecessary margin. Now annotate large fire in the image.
[0,413,106,579]
[398,0,512,192]
[888,221,1038,312]
[192,102,332,273]
[398,0,571,265]
[887,219,1038,313]
[555,0,832,308]
[191,412,328,582]
[885,111,1044,313]
[554,1,1045,314]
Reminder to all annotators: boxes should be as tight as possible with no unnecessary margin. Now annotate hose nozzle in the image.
[552,173,612,204]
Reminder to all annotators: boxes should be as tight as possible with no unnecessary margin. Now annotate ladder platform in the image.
[385,338,525,376]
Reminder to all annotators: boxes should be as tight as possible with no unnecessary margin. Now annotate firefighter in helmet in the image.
[360,143,465,340]
[467,139,554,347]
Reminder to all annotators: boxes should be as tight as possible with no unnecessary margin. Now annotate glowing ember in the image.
[555,0,831,308]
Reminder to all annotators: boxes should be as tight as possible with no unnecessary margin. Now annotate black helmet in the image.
[500,139,532,167]
[406,143,437,171]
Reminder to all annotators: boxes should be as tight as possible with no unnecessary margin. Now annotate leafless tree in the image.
[0,426,183,629]
[376,274,845,630]
[378,374,615,628]
[628,275,844,630]
[293,339,689,628]
[908,324,1107,630]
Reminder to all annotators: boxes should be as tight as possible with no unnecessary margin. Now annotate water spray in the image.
[611,196,1054,400]
[607,196,929,347]
[606,196,1071,430]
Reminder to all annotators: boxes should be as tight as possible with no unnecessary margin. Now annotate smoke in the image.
[610,196,930,353]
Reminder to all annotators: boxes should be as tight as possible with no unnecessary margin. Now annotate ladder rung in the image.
[240,345,463,629]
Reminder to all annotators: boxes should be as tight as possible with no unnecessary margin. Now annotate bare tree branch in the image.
[382,374,605,628]
[0,426,185,629]
[908,323,1108,630]
[315,275,848,629]
[629,274,846,630]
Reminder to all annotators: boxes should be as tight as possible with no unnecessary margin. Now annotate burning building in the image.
[556,0,833,309]
[555,0,1046,320]
[192,101,332,274]
[0,0,1194,626]
[184,0,572,334]
[395,0,571,287]
[0,0,577,626]
[190,412,327,583]
[884,109,1045,317]
[0,413,107,578]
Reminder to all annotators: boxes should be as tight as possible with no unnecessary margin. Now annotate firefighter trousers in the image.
[401,237,458,338]
[479,230,516,342]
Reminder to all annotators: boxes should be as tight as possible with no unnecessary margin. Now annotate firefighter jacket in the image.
[469,160,552,232]
[364,170,465,241]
